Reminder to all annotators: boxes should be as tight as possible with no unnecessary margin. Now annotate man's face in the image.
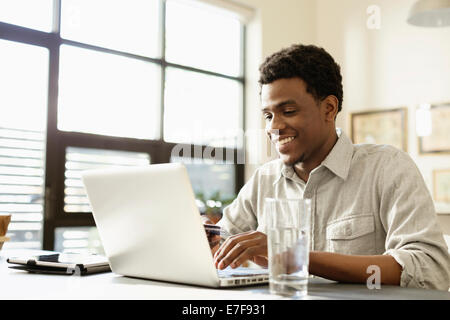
[261,77,332,166]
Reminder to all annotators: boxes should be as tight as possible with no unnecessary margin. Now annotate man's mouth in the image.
[278,136,296,145]
[274,136,296,152]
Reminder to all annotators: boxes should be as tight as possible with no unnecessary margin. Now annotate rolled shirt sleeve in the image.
[380,149,450,290]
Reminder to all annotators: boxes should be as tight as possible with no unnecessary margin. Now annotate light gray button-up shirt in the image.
[217,130,450,290]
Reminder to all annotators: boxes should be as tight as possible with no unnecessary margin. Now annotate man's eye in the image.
[284,110,296,115]
[264,114,272,120]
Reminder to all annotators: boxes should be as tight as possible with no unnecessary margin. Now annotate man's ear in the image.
[321,95,339,122]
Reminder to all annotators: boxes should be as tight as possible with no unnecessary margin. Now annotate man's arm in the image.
[378,149,450,289]
[213,231,402,285]
[309,251,401,285]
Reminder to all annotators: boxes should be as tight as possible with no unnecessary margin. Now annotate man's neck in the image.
[293,130,339,182]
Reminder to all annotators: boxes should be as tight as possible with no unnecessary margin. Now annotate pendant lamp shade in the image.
[407,0,450,27]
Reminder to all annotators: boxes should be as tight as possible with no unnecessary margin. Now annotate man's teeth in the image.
[278,137,295,145]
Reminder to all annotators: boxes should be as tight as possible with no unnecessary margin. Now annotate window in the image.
[165,0,242,76]
[0,0,245,252]
[171,157,235,200]
[54,226,104,254]
[164,67,242,148]
[60,0,161,57]
[0,0,53,32]
[0,39,48,249]
[58,45,161,139]
[64,147,151,213]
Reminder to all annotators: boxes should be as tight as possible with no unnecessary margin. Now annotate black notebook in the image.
[7,252,111,275]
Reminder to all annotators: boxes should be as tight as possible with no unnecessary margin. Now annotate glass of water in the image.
[265,198,311,297]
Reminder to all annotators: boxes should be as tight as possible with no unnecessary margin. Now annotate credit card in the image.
[204,224,231,238]
[204,224,221,235]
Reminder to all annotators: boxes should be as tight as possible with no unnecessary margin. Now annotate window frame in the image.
[0,0,246,250]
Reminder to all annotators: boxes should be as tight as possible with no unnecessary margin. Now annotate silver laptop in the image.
[81,163,268,287]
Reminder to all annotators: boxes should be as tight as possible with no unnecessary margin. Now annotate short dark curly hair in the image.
[259,44,343,113]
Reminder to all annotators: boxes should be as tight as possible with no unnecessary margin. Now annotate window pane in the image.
[0,40,48,250]
[0,0,53,32]
[54,227,104,255]
[172,157,235,199]
[60,0,161,57]
[58,45,161,139]
[172,157,235,223]
[0,40,49,131]
[64,147,150,213]
[166,0,241,76]
[0,128,45,250]
[164,68,242,148]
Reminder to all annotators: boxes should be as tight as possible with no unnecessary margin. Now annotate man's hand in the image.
[213,231,268,269]
[200,215,214,225]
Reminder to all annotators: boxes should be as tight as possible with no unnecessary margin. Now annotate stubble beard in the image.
[281,152,305,167]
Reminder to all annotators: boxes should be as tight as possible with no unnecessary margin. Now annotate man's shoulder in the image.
[351,143,421,180]
[353,143,408,162]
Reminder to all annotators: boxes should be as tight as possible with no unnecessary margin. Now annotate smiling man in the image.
[212,44,450,290]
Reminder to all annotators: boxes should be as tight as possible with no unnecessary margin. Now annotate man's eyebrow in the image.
[261,100,297,112]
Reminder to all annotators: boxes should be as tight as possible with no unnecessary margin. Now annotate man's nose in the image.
[267,114,286,133]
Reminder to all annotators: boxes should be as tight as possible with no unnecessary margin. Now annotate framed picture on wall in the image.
[418,103,450,154]
[433,169,450,204]
[350,108,408,151]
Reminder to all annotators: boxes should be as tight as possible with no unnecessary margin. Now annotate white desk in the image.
[1,249,449,300]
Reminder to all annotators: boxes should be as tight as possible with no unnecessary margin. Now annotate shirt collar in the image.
[321,129,354,181]
[273,129,354,185]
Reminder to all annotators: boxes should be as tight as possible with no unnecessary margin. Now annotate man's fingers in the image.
[213,236,240,268]
[213,234,240,263]
[201,215,214,224]
[214,232,267,269]
[217,238,258,269]
[213,231,256,265]
[211,242,220,255]
[214,231,259,260]
[230,245,268,269]
[252,256,269,267]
